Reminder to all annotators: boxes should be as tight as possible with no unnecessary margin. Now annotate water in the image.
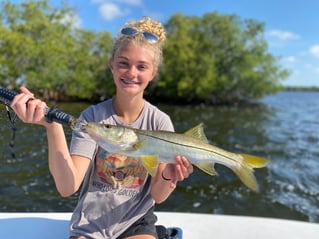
[0,91,319,222]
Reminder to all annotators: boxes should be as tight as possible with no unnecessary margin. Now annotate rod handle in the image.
[0,86,75,127]
[0,87,18,105]
[45,106,75,126]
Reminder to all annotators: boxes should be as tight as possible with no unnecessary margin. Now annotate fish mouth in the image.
[80,124,88,132]
[80,123,95,134]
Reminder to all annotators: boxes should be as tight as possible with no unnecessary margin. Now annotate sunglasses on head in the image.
[120,27,159,44]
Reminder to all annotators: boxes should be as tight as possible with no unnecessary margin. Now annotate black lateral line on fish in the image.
[135,130,242,165]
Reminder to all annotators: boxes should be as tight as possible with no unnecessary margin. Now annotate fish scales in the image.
[134,129,242,167]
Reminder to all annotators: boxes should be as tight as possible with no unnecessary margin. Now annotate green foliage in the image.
[151,12,289,104]
[0,0,113,100]
[0,2,289,104]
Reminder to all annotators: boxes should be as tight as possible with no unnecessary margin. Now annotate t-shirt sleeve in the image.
[156,111,174,132]
[141,101,175,132]
[70,106,97,160]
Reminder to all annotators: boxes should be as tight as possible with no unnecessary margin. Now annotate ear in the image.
[108,59,114,73]
[151,69,158,81]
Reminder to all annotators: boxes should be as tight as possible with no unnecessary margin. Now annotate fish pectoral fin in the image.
[240,154,269,168]
[139,155,158,176]
[184,123,209,143]
[133,139,146,150]
[194,161,217,176]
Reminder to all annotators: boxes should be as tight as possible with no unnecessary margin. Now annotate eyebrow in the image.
[116,56,151,65]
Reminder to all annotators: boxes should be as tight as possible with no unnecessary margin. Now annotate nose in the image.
[126,65,138,78]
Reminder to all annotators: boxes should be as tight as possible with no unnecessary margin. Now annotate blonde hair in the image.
[110,16,166,69]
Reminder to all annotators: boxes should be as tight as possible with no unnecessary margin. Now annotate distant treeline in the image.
[284,86,319,92]
[0,0,290,105]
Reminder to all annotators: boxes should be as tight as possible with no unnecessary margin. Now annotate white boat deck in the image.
[0,212,318,239]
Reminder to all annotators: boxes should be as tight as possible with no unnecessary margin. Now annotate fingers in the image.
[25,97,35,105]
[159,156,193,189]
[175,155,193,179]
[10,89,47,124]
[20,86,34,95]
[25,99,46,123]
[169,155,193,183]
[11,93,31,116]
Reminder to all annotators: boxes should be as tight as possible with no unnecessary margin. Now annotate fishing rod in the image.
[0,86,83,130]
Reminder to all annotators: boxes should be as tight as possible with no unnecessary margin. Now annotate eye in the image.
[138,64,149,71]
[117,61,129,68]
[104,124,111,129]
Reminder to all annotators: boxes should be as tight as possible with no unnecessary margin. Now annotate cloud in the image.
[309,45,319,58]
[267,30,300,41]
[99,2,127,20]
[283,56,297,63]
[91,0,142,21]
[120,0,142,6]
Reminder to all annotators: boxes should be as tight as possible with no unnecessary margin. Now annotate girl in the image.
[11,16,193,239]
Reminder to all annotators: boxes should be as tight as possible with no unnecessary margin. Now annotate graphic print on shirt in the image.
[95,149,147,189]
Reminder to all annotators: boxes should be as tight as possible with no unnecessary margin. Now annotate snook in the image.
[81,123,268,192]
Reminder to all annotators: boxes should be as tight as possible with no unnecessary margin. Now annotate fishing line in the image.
[5,105,17,159]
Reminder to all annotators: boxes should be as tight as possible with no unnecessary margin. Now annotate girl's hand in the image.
[162,155,194,189]
[10,86,49,126]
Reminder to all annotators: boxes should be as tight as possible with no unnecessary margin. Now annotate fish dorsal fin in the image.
[184,123,209,143]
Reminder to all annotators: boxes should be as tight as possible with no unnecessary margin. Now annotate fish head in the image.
[81,122,138,152]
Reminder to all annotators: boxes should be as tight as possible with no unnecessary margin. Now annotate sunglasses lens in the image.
[142,32,159,43]
[121,27,159,43]
[121,27,138,36]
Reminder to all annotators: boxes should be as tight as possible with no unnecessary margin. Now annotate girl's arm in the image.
[150,155,193,203]
[46,123,90,197]
[10,86,90,197]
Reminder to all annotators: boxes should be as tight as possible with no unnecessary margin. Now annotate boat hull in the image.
[0,212,318,239]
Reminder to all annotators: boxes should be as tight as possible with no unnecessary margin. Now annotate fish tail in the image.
[240,154,269,168]
[233,165,259,192]
[139,155,158,176]
[233,154,268,192]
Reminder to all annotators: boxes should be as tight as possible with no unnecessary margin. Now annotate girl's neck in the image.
[112,95,145,124]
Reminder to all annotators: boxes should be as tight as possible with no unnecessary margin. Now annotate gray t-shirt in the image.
[69,99,174,239]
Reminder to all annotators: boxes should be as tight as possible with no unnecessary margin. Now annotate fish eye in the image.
[104,124,111,128]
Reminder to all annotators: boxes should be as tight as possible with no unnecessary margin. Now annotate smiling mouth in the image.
[121,79,140,85]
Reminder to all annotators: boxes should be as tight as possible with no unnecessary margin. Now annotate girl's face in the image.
[110,43,157,97]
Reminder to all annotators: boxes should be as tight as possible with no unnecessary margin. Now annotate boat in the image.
[0,212,319,239]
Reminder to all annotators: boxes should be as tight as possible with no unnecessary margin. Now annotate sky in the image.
[5,0,319,86]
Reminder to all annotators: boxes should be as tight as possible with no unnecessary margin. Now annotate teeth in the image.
[122,79,137,85]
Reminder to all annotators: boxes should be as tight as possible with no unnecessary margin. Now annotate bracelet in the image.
[161,171,171,181]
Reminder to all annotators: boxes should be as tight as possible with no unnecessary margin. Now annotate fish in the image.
[81,123,268,192]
